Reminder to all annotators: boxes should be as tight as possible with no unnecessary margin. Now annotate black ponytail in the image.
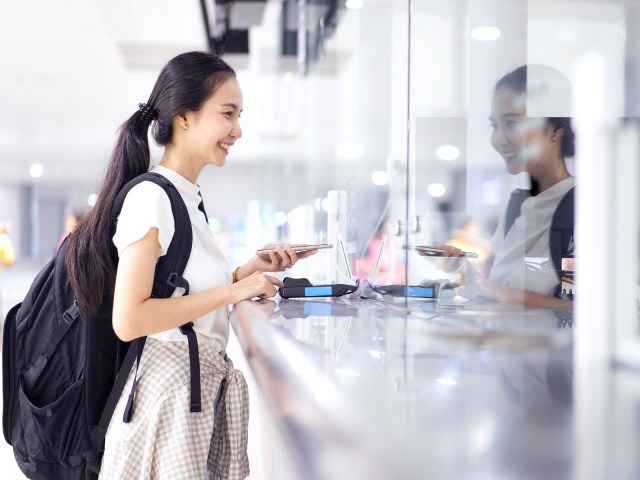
[65,51,236,319]
[65,111,152,318]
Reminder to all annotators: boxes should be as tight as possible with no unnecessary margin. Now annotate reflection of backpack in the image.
[2,172,199,479]
[505,186,575,299]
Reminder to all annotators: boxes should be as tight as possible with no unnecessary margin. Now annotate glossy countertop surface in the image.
[230,296,638,480]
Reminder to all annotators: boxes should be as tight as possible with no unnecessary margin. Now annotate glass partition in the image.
[404,0,640,339]
[216,0,409,287]
[405,0,527,308]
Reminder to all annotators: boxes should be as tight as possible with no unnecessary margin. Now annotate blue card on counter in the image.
[278,277,358,299]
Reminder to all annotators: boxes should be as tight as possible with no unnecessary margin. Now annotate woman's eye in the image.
[223,112,233,118]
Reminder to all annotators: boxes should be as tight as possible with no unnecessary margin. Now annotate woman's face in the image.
[489,86,559,176]
[185,77,243,168]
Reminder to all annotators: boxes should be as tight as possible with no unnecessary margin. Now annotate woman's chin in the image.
[211,156,227,168]
[504,161,524,175]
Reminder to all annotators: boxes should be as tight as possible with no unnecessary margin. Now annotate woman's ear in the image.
[176,113,189,131]
[551,125,564,142]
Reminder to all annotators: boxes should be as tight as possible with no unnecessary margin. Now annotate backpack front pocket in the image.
[19,376,94,467]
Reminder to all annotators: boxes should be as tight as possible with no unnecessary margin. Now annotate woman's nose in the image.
[491,128,508,148]
[232,120,242,139]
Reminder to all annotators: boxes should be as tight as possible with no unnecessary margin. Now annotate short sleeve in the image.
[112,181,175,257]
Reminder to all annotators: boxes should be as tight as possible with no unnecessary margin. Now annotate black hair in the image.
[495,65,575,158]
[70,207,89,223]
[66,51,236,318]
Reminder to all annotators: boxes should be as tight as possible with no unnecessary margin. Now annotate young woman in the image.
[65,51,316,479]
[443,65,575,312]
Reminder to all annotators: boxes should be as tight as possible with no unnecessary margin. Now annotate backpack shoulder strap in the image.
[109,171,193,296]
[504,188,531,236]
[99,171,197,433]
[549,186,575,275]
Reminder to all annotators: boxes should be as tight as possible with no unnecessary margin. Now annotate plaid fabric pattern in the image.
[99,337,250,480]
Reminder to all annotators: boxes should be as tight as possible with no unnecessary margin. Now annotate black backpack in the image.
[504,186,575,298]
[2,172,202,479]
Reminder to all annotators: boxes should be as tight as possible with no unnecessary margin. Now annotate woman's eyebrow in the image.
[220,103,240,111]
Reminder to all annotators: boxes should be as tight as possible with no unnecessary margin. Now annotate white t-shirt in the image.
[489,176,575,296]
[113,165,231,351]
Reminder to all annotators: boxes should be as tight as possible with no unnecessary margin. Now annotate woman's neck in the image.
[159,146,202,184]
[530,160,570,195]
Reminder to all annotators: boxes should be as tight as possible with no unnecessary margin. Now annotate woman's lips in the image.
[218,142,232,154]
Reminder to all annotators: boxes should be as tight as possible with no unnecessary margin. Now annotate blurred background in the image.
[0,0,518,281]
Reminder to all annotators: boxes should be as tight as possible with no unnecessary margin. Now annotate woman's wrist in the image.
[232,266,241,283]
[235,261,256,282]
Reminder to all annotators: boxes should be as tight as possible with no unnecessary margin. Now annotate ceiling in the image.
[1,0,626,192]
[0,0,286,186]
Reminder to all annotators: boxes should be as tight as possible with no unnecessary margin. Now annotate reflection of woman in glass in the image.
[455,65,575,312]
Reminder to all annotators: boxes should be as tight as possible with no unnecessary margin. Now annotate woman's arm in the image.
[112,228,282,342]
[473,273,573,312]
[434,246,573,312]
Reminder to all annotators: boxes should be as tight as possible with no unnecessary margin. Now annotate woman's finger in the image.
[265,274,284,288]
[283,245,299,265]
[274,249,292,269]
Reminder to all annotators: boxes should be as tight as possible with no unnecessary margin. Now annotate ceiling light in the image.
[346,0,364,9]
[470,26,501,41]
[436,145,460,161]
[371,170,389,186]
[436,377,458,386]
[29,163,43,178]
[428,183,446,198]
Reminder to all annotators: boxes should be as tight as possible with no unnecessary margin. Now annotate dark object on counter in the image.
[278,277,359,299]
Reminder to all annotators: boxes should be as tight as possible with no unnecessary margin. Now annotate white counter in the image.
[228,296,633,480]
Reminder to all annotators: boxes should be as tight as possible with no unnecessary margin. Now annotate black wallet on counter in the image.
[278,277,359,299]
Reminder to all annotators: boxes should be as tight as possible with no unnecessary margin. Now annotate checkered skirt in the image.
[98,337,250,480]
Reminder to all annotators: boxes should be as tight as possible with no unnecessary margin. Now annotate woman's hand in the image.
[228,271,284,304]
[236,243,319,280]
[472,275,524,304]
[254,243,300,272]
[418,244,466,272]
[418,244,465,258]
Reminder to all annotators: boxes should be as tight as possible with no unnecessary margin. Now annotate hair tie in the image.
[138,102,158,125]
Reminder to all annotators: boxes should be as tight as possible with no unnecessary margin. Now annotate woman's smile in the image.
[218,141,233,155]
